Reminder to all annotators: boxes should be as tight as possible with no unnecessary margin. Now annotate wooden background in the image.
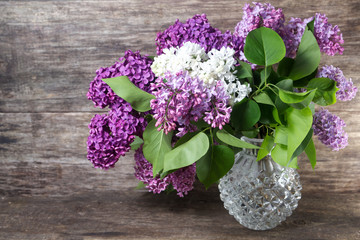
[0,0,359,239]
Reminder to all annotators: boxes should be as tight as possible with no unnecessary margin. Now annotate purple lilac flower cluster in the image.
[87,50,155,109]
[87,50,154,169]
[134,147,196,197]
[87,108,141,169]
[317,65,357,101]
[155,14,242,57]
[150,71,231,137]
[313,108,348,151]
[313,13,344,56]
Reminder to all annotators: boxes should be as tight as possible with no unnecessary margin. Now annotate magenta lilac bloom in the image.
[313,13,344,56]
[87,50,155,109]
[168,163,196,197]
[134,148,196,197]
[317,65,357,101]
[313,108,348,151]
[155,14,242,57]
[134,147,170,194]
[87,114,135,169]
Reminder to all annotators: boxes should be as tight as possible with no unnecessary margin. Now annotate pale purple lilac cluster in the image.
[87,50,154,169]
[87,50,155,109]
[313,108,348,151]
[313,13,344,56]
[155,14,243,58]
[150,71,231,137]
[134,147,196,197]
[317,65,357,101]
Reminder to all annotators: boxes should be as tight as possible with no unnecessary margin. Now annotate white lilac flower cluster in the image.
[151,41,252,104]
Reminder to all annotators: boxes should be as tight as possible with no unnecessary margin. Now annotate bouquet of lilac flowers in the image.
[86,2,357,197]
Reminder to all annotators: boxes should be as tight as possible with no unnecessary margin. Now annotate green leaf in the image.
[142,119,173,175]
[174,131,199,148]
[286,107,313,163]
[290,128,313,161]
[104,76,155,112]
[236,61,253,79]
[305,138,316,169]
[253,92,275,106]
[257,135,274,161]
[197,145,235,189]
[241,129,259,138]
[230,99,261,130]
[277,57,295,77]
[271,144,298,168]
[258,104,277,125]
[307,77,338,106]
[163,132,209,172]
[244,27,286,66]
[276,79,293,91]
[130,136,144,150]
[274,125,288,145]
[260,66,272,86]
[278,88,316,106]
[288,28,321,80]
[216,129,260,149]
[307,19,315,33]
[290,90,316,109]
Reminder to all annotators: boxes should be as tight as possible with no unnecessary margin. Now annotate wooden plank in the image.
[0,191,359,240]
[0,0,359,112]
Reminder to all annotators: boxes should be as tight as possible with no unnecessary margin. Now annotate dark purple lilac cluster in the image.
[317,65,357,101]
[87,50,155,109]
[313,108,348,151]
[134,147,196,197]
[87,50,154,169]
[155,14,242,57]
[150,71,231,137]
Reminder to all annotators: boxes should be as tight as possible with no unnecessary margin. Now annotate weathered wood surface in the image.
[0,0,359,239]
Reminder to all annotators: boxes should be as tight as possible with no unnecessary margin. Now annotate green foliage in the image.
[103,76,155,112]
[257,135,274,161]
[287,28,321,80]
[130,136,144,150]
[244,27,286,66]
[305,138,317,169]
[308,78,338,106]
[163,132,209,172]
[196,145,235,189]
[216,129,260,149]
[142,119,173,176]
[231,99,261,130]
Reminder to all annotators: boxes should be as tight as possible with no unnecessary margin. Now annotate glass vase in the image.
[218,137,302,230]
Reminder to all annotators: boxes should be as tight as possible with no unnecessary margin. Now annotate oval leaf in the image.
[257,135,274,161]
[104,76,155,112]
[163,132,209,172]
[142,119,173,175]
[216,129,260,149]
[196,145,235,189]
[230,99,261,130]
[288,29,321,80]
[307,77,338,106]
[244,27,286,66]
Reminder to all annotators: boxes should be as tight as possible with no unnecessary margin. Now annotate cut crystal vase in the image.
[218,137,302,230]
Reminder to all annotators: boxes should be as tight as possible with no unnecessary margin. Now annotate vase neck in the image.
[241,137,263,156]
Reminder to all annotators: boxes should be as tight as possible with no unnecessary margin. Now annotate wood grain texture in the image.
[0,0,359,239]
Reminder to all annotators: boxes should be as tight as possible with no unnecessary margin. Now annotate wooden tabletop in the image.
[0,0,359,239]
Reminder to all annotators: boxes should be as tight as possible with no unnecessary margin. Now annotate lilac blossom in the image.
[150,71,231,137]
[313,108,348,151]
[87,50,155,109]
[317,65,357,101]
[87,114,135,169]
[155,14,242,58]
[134,147,196,197]
[313,13,344,56]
